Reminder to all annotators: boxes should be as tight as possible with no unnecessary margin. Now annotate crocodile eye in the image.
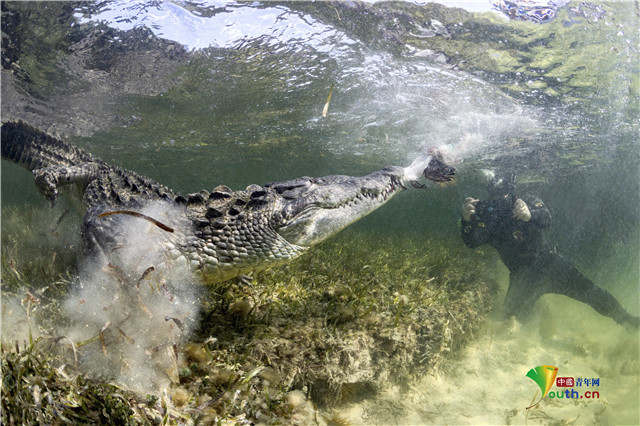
[281,200,304,219]
[273,183,310,198]
[279,184,304,194]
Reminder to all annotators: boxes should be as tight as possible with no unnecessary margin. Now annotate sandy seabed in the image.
[336,272,639,425]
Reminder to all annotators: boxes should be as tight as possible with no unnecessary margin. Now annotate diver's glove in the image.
[462,197,479,222]
[512,198,531,222]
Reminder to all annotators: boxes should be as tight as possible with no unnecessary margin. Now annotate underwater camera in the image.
[475,196,515,227]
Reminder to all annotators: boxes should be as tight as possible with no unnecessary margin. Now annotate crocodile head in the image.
[169,165,411,282]
[268,166,405,247]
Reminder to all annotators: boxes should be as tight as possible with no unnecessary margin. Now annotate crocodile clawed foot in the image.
[33,168,59,207]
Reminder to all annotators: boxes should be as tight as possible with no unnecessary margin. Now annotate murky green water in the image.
[2,1,638,424]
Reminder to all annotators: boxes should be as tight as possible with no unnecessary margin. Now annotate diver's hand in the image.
[513,198,531,222]
[462,197,479,222]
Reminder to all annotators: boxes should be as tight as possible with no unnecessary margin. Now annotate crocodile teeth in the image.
[381,181,398,201]
[332,179,401,209]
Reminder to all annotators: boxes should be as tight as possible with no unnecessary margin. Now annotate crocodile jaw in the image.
[274,166,405,247]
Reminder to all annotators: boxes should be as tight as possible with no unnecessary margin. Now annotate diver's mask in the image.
[487,172,516,200]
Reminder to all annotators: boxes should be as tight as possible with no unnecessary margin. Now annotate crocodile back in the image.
[1,121,95,171]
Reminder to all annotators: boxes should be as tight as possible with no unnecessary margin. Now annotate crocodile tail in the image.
[1,121,95,171]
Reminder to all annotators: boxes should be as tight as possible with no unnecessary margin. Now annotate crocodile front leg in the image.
[34,163,100,206]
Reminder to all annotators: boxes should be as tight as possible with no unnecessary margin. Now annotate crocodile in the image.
[1,121,454,284]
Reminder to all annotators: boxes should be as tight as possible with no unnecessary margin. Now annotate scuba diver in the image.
[461,171,639,329]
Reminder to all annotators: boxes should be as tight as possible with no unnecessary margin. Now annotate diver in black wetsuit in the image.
[461,172,639,328]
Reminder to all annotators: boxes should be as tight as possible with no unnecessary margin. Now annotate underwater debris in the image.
[49,208,70,235]
[0,339,139,425]
[165,316,185,332]
[322,83,335,118]
[98,210,175,233]
[137,266,155,284]
[99,321,112,354]
[136,268,154,318]
[324,411,354,426]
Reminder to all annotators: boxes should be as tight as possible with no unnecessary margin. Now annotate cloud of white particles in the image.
[61,201,201,393]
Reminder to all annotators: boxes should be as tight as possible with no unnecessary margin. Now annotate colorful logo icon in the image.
[525,365,558,409]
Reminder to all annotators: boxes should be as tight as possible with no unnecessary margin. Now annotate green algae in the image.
[1,339,140,425]
[1,206,496,424]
